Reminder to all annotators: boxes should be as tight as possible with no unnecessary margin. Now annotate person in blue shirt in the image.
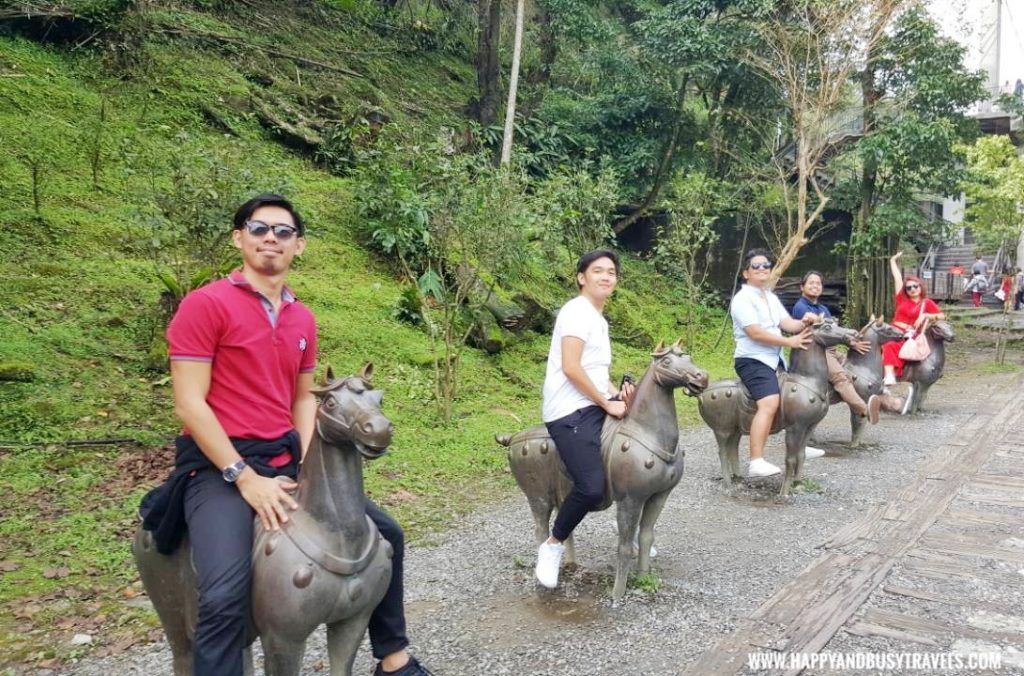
[791,271,881,426]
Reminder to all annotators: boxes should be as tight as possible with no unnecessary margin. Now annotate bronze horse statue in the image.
[900,319,954,414]
[134,365,394,676]
[826,315,904,445]
[496,341,709,601]
[697,319,859,496]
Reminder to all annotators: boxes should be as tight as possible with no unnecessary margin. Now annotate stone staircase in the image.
[940,305,1024,341]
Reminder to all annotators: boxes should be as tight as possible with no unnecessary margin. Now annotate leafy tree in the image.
[841,5,986,320]
[352,131,529,421]
[742,0,906,283]
[959,135,1024,257]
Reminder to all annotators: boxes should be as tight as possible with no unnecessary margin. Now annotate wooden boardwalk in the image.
[682,374,1024,675]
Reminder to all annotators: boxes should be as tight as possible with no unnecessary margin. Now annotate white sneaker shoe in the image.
[748,458,782,477]
[804,445,826,459]
[535,541,564,588]
[900,385,915,415]
[883,374,896,386]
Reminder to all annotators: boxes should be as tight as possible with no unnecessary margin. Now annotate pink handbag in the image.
[898,331,930,361]
[898,304,930,361]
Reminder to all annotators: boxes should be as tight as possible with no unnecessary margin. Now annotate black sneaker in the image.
[374,656,433,676]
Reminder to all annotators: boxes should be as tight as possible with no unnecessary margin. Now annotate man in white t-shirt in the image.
[730,249,816,477]
[534,250,635,589]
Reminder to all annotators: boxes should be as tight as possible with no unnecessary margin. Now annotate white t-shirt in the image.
[542,295,611,423]
[730,283,789,369]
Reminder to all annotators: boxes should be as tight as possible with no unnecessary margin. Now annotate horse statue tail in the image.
[495,433,513,446]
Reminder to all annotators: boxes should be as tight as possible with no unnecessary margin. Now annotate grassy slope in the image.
[0,5,736,666]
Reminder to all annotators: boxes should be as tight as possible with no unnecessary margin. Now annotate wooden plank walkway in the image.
[681,374,1024,676]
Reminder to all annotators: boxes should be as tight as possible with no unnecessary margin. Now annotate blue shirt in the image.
[730,284,791,369]
[791,296,832,321]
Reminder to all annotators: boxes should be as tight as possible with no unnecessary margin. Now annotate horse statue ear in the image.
[358,362,374,383]
[652,339,667,357]
[311,365,338,396]
[672,337,683,352]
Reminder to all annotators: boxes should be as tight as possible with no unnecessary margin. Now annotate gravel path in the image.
[60,348,1020,676]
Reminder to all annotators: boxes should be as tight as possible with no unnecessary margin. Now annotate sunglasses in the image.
[905,284,920,290]
[748,261,773,271]
[242,220,299,240]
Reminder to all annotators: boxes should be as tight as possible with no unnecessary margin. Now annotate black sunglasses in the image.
[242,220,298,240]
[905,283,920,290]
[748,261,773,271]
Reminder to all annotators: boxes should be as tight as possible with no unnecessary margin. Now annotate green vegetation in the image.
[0,5,737,666]
[628,571,662,594]
[1,0,1003,668]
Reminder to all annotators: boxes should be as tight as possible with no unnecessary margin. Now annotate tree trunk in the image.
[476,0,501,127]
[613,75,689,234]
[847,36,882,325]
[532,1,556,85]
[500,0,526,165]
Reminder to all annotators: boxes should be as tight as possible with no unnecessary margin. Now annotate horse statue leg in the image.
[612,497,643,602]
[325,613,374,676]
[636,489,671,574]
[713,430,741,485]
[849,408,865,447]
[781,428,808,497]
[910,382,929,414]
[261,634,306,676]
[527,496,554,550]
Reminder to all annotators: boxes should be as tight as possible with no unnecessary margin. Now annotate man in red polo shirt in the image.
[142,194,429,676]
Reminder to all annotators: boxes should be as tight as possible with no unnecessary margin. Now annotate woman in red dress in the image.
[882,251,945,390]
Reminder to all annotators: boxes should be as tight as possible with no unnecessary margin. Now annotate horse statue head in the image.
[808,317,860,349]
[857,314,904,345]
[310,364,393,459]
[927,319,955,344]
[649,339,710,396]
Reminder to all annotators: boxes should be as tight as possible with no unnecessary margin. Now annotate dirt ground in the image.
[62,341,1024,676]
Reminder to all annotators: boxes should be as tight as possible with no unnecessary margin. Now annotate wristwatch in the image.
[222,459,248,483]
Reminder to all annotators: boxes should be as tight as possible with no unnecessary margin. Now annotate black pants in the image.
[183,470,409,675]
[546,405,607,542]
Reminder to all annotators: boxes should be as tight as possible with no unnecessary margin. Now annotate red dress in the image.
[882,294,941,376]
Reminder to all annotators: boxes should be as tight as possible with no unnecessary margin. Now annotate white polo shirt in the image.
[542,295,611,423]
[730,283,790,369]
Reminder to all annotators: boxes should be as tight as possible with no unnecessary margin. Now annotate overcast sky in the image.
[928,0,1024,92]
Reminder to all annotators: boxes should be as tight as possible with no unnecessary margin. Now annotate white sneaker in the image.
[883,374,896,386]
[748,458,782,477]
[804,445,826,459]
[535,541,564,588]
[901,385,915,415]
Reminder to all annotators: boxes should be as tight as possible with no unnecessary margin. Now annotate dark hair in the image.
[743,248,774,269]
[575,249,620,289]
[800,270,824,286]
[233,193,305,236]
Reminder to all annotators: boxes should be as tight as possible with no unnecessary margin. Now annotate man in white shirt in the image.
[534,250,635,589]
[730,249,816,477]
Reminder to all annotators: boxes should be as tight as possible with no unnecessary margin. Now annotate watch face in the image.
[223,462,245,482]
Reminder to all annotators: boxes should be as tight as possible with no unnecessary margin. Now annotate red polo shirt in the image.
[167,270,317,440]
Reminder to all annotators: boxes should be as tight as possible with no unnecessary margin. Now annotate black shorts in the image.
[734,358,781,400]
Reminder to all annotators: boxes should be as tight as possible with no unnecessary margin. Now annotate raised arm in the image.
[890,251,904,291]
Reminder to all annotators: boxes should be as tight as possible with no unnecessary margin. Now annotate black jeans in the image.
[183,470,408,675]
[546,405,607,542]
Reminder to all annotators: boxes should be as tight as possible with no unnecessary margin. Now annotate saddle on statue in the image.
[501,417,682,513]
